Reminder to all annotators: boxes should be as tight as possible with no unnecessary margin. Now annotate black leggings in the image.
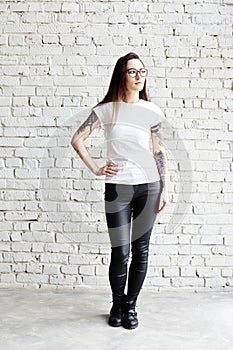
[104,180,162,300]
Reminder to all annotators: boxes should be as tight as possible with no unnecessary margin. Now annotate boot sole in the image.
[108,320,122,327]
[122,322,138,330]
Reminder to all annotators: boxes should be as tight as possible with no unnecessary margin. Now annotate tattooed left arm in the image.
[151,122,169,200]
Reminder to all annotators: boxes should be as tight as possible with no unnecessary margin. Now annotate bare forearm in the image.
[72,141,99,175]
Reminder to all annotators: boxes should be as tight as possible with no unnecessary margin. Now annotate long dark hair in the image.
[96,52,149,106]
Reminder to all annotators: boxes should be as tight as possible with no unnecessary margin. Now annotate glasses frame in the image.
[124,68,148,78]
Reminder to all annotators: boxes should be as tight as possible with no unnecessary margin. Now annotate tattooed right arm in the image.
[71,110,101,175]
[71,110,99,144]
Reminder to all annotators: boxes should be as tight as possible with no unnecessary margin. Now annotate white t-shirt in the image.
[93,99,166,185]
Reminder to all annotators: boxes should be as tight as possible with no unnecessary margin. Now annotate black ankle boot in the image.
[122,296,138,330]
[108,294,125,327]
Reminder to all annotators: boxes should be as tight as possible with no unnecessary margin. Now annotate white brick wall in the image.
[0,0,232,290]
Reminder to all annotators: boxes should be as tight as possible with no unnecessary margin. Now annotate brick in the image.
[145,277,170,286]
[205,256,233,266]
[16,273,49,284]
[95,265,108,276]
[1,274,16,283]
[128,3,147,12]
[9,35,25,46]
[79,265,95,276]
[0,97,11,106]
[69,254,102,265]
[180,267,197,277]
[196,267,221,278]
[61,265,78,274]
[26,263,42,274]
[201,236,224,245]
[184,4,219,14]
[43,264,60,275]
[11,243,31,252]
[163,267,179,277]
[4,190,35,201]
[221,268,233,277]
[40,253,68,264]
[171,277,204,287]
[205,278,228,288]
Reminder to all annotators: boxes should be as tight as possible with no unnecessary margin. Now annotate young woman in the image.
[71,52,169,330]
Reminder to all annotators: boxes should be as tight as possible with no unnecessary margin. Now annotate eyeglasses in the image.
[125,68,148,78]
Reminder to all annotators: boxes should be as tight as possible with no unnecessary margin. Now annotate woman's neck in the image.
[122,93,140,104]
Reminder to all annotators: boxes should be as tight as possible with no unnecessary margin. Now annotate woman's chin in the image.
[133,85,144,91]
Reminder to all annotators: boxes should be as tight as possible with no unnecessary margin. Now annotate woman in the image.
[71,52,169,330]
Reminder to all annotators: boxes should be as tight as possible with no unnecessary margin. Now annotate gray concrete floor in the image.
[1,288,233,350]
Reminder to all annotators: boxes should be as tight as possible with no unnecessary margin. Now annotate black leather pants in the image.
[104,180,162,300]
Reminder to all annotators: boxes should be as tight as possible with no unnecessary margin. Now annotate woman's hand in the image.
[157,190,169,213]
[96,161,119,177]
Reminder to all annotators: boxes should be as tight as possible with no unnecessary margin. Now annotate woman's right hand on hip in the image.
[96,161,119,177]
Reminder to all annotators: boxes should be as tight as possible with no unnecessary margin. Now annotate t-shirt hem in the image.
[105,179,161,185]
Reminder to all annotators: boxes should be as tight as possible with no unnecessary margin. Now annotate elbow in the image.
[71,137,84,155]
[70,139,79,152]
[70,140,76,149]
[70,135,81,149]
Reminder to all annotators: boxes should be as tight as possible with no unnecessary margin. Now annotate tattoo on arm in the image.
[151,122,168,192]
[151,122,161,139]
[75,110,98,136]
[153,149,168,192]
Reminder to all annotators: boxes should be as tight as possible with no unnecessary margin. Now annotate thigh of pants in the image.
[104,181,162,248]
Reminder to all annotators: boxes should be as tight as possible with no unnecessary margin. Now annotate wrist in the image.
[161,184,168,194]
[94,167,100,176]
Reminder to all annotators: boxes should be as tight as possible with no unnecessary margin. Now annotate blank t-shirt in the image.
[92,99,166,185]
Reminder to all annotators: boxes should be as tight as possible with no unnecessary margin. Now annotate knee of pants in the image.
[111,245,130,266]
[131,243,149,261]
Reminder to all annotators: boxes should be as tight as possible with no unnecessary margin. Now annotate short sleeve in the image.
[148,103,166,129]
[92,104,103,126]
[153,104,166,123]
[92,102,112,129]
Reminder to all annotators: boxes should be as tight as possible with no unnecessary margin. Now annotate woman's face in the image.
[124,59,146,94]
